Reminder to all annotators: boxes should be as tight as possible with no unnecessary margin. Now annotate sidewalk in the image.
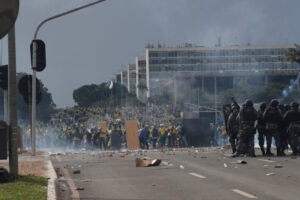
[0,151,57,200]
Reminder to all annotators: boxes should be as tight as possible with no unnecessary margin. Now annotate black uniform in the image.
[236,100,257,157]
[257,103,267,155]
[227,106,239,153]
[283,102,300,155]
[279,104,288,155]
[263,100,282,156]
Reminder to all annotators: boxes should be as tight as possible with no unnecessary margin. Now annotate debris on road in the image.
[266,172,276,176]
[76,186,85,190]
[274,165,283,168]
[223,144,231,150]
[236,160,247,164]
[82,179,92,182]
[224,163,228,168]
[201,156,207,159]
[135,158,162,167]
[72,170,81,174]
[179,165,185,169]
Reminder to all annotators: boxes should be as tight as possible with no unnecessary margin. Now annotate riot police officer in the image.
[283,102,300,155]
[263,99,282,156]
[227,104,240,154]
[235,100,257,157]
[257,102,267,155]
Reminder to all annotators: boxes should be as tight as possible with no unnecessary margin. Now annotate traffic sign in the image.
[0,0,19,39]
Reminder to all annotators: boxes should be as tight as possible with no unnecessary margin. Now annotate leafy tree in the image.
[73,82,144,107]
[286,44,300,63]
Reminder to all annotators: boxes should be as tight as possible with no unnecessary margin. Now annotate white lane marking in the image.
[259,159,275,163]
[189,172,206,179]
[232,189,258,199]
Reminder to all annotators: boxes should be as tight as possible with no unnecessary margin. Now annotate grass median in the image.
[0,174,48,200]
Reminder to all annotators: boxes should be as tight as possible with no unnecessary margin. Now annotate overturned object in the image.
[136,158,162,167]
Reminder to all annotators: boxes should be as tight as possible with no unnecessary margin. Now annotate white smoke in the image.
[279,72,300,102]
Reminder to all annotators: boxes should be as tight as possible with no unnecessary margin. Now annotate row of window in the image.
[149,63,300,72]
[149,56,286,65]
[149,48,289,58]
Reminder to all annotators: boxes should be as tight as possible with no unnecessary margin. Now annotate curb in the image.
[46,160,57,200]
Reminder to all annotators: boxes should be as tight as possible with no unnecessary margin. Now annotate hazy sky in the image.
[1,0,300,107]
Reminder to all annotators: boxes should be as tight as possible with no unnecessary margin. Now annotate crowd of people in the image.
[20,105,185,151]
[227,99,300,157]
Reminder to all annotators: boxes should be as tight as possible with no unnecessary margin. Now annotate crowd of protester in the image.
[20,105,189,151]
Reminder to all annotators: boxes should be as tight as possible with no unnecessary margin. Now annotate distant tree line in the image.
[73,82,145,107]
[0,72,56,123]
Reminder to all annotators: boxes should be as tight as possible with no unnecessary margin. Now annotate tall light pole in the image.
[31,0,106,155]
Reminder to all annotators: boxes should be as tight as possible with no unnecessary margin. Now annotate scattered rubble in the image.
[236,160,247,164]
[72,170,81,174]
[266,172,276,176]
[274,165,283,168]
[76,187,85,190]
[135,158,162,167]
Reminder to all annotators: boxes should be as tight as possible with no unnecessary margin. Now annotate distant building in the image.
[121,70,128,90]
[128,64,136,94]
[115,74,121,84]
[136,56,147,102]
[146,45,300,98]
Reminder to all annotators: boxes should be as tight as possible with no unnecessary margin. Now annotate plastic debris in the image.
[72,170,81,174]
[236,160,247,164]
[136,158,162,167]
[274,165,283,168]
[266,172,276,176]
[179,165,185,169]
[224,163,228,168]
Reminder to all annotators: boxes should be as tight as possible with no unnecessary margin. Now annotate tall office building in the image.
[136,56,147,102]
[128,64,136,94]
[146,45,300,98]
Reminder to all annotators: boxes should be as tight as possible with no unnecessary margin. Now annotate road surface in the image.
[51,148,300,200]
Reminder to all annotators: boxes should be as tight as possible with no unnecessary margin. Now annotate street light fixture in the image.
[31,0,106,155]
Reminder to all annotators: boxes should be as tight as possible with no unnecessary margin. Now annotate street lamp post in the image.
[31,0,106,155]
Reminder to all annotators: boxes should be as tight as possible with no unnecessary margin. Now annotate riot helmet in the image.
[290,102,299,110]
[270,99,279,107]
[259,102,267,110]
[245,99,253,107]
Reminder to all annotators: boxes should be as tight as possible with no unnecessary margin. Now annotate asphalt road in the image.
[51,148,300,200]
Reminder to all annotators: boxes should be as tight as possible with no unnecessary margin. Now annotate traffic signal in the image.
[30,39,46,72]
[18,75,42,105]
[0,65,8,90]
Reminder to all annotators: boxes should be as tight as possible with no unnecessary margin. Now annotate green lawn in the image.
[0,174,48,200]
